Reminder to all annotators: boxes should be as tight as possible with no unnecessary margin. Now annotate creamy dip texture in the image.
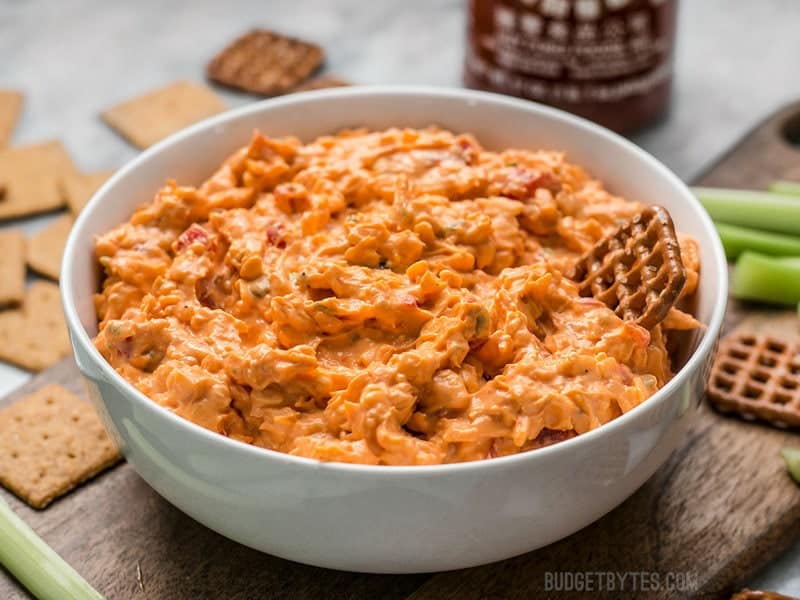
[94,127,700,465]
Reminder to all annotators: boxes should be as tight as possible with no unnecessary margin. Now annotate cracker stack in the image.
[0,25,343,510]
[0,93,123,510]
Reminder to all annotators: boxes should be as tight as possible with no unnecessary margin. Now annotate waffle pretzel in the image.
[569,206,686,330]
[707,333,800,428]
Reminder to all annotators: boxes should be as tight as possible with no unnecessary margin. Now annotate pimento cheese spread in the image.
[94,127,700,465]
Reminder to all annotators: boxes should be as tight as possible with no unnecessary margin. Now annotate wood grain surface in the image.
[3,102,800,600]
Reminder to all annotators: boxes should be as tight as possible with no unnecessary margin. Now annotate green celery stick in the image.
[769,180,800,196]
[0,496,104,600]
[782,447,800,485]
[715,222,800,259]
[732,252,800,305]
[692,187,800,236]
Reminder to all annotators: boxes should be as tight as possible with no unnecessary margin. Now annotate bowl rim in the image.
[61,85,728,475]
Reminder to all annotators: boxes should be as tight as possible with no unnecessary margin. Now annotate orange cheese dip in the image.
[94,127,700,465]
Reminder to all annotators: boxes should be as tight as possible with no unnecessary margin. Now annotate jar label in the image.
[466,0,677,108]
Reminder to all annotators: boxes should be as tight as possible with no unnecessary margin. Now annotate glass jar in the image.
[464,0,679,133]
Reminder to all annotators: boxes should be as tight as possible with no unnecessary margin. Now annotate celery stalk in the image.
[783,447,800,485]
[732,252,800,305]
[715,222,800,259]
[692,187,800,236]
[0,496,103,600]
[769,180,800,196]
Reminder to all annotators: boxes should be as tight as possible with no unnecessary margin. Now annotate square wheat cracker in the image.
[207,29,323,96]
[0,140,75,220]
[0,229,25,306]
[0,384,121,509]
[102,81,226,149]
[0,90,23,147]
[61,170,114,214]
[27,215,73,280]
[0,281,71,371]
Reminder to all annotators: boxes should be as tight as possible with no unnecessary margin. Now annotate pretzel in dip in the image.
[94,127,701,465]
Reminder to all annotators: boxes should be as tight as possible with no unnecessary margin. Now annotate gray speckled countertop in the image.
[1,0,799,594]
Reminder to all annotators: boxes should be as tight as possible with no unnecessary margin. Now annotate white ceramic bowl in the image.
[61,86,727,573]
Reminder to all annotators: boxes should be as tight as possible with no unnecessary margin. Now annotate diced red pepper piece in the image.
[266,223,286,247]
[496,167,561,200]
[534,428,576,447]
[175,224,210,252]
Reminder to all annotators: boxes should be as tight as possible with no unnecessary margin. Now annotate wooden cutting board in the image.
[3,103,800,600]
